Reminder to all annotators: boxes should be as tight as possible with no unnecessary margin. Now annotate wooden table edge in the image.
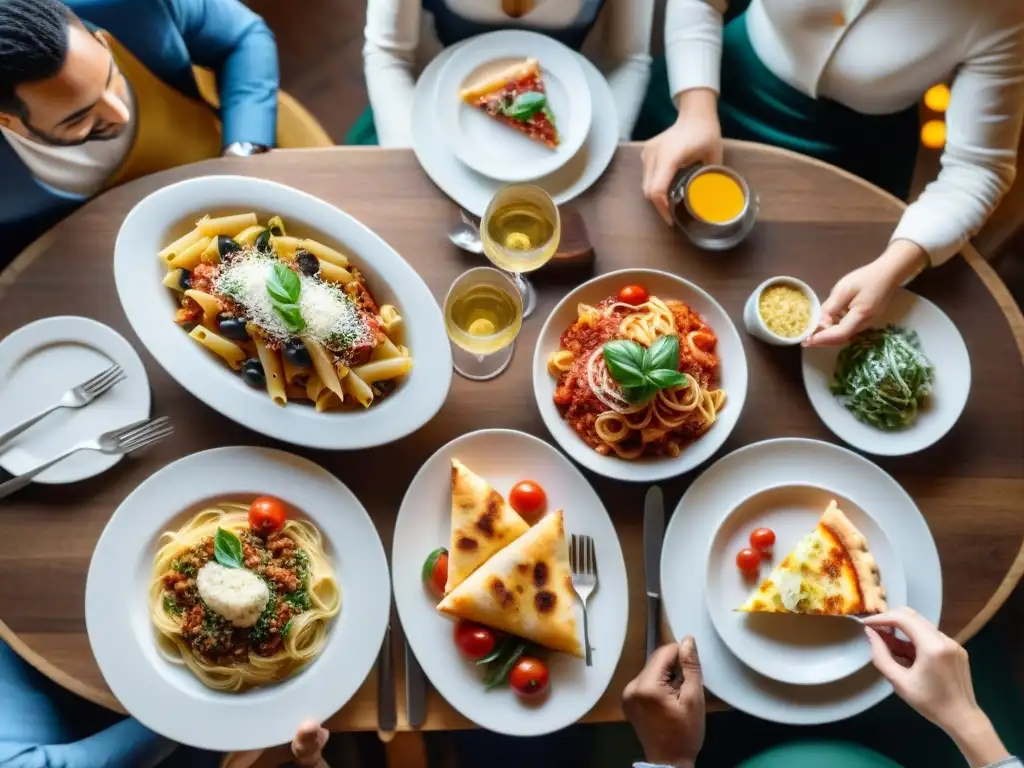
[1,141,1022,720]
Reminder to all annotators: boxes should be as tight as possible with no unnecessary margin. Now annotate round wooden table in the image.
[1,144,1022,735]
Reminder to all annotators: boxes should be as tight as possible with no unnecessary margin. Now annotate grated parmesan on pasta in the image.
[758,284,811,338]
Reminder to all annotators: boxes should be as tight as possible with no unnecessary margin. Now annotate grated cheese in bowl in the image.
[758,284,812,339]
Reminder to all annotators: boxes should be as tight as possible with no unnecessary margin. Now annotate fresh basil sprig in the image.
[483,640,528,690]
[500,91,547,122]
[266,262,306,333]
[214,527,244,569]
[603,335,689,405]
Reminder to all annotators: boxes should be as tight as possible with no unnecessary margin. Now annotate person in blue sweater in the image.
[624,608,1019,768]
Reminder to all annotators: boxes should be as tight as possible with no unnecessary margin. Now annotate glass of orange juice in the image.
[669,165,757,250]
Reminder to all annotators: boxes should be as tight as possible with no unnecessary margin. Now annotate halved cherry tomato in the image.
[750,527,776,552]
[422,548,449,598]
[509,656,550,697]
[454,620,497,661]
[736,547,761,577]
[509,481,547,522]
[617,285,649,306]
[248,496,287,535]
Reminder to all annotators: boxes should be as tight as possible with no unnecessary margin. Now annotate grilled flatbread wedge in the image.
[445,459,529,594]
[738,501,887,615]
[438,510,582,657]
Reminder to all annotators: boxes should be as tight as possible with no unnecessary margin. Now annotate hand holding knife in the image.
[644,486,665,659]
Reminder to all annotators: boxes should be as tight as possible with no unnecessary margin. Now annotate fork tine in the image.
[570,534,578,572]
[587,536,596,577]
[119,424,174,452]
[113,416,171,443]
[83,365,124,395]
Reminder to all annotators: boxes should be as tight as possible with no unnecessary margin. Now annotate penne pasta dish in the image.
[160,212,412,410]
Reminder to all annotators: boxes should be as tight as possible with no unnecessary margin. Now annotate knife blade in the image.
[377,623,396,739]
[644,485,665,660]
[405,638,427,728]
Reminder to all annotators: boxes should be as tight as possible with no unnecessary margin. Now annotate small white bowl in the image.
[743,277,820,346]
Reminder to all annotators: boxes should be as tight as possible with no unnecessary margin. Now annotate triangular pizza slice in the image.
[445,459,529,594]
[458,57,560,149]
[438,510,583,657]
[738,501,887,615]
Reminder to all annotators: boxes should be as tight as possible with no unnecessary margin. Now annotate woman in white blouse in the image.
[641,0,1024,346]
[357,0,654,147]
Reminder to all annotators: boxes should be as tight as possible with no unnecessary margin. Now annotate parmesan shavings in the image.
[214,249,372,352]
[758,284,811,339]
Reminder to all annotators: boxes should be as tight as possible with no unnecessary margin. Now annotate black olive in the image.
[282,339,312,368]
[216,314,250,341]
[295,250,319,277]
[240,358,266,388]
[270,225,283,237]
[217,235,241,259]
[177,269,191,290]
[254,229,272,253]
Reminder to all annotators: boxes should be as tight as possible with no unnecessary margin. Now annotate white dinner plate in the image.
[662,438,941,725]
[705,484,907,686]
[802,289,970,456]
[0,316,150,484]
[113,175,452,450]
[437,31,591,183]
[85,446,390,751]
[412,35,618,216]
[532,269,748,482]
[392,429,628,736]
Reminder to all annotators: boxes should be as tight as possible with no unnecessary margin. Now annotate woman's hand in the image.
[863,608,1010,768]
[804,240,928,347]
[290,720,329,767]
[642,89,723,226]
[622,635,705,768]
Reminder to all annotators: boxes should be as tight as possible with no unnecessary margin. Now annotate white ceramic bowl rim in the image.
[749,275,821,344]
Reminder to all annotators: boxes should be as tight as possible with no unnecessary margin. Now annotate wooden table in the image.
[1,144,1023,739]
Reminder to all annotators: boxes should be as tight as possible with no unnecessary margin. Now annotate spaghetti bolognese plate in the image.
[533,270,748,482]
[85,446,390,751]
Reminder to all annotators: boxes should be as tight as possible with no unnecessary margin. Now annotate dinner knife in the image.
[644,486,665,660]
[405,638,427,728]
[377,623,396,739]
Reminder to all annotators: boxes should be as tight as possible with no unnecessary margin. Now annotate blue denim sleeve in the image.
[0,719,177,768]
[161,0,279,147]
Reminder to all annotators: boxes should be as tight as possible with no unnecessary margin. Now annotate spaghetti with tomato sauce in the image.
[548,291,726,459]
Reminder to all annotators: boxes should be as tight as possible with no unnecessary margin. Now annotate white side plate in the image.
[85,446,391,751]
[802,289,970,456]
[0,316,150,484]
[392,429,628,736]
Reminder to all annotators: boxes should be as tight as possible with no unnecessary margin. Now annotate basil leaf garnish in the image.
[266,262,306,333]
[214,527,244,569]
[503,91,547,121]
[647,369,688,389]
[645,334,679,373]
[602,334,688,405]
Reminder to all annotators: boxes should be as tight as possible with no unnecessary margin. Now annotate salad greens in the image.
[830,325,934,431]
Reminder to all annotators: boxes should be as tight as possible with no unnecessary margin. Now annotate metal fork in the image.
[0,416,173,501]
[570,533,598,667]
[0,364,126,451]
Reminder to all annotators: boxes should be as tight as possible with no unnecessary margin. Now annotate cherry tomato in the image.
[454,620,497,661]
[509,656,550,697]
[422,548,449,598]
[736,547,761,576]
[248,496,288,535]
[617,285,649,306]
[750,527,776,552]
[509,481,547,522]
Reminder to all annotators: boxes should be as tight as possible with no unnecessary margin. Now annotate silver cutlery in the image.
[570,533,597,667]
[377,622,396,739]
[447,209,484,255]
[0,364,126,451]
[644,486,666,659]
[0,416,173,501]
[405,637,427,728]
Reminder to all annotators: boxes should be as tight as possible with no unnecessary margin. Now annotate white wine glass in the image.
[480,184,561,319]
[443,267,524,381]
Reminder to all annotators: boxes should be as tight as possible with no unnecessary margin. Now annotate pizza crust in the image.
[821,502,887,614]
[458,58,541,102]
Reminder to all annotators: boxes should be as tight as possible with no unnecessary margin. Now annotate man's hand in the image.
[642,89,723,226]
[804,240,929,347]
[623,635,705,768]
[290,720,329,767]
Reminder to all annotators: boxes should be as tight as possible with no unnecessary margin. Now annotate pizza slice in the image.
[458,57,559,149]
[437,510,582,657]
[738,501,887,616]
[445,459,530,594]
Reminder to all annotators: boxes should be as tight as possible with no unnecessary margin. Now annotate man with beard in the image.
[0,0,308,264]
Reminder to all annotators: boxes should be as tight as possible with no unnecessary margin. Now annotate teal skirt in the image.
[633,12,919,200]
